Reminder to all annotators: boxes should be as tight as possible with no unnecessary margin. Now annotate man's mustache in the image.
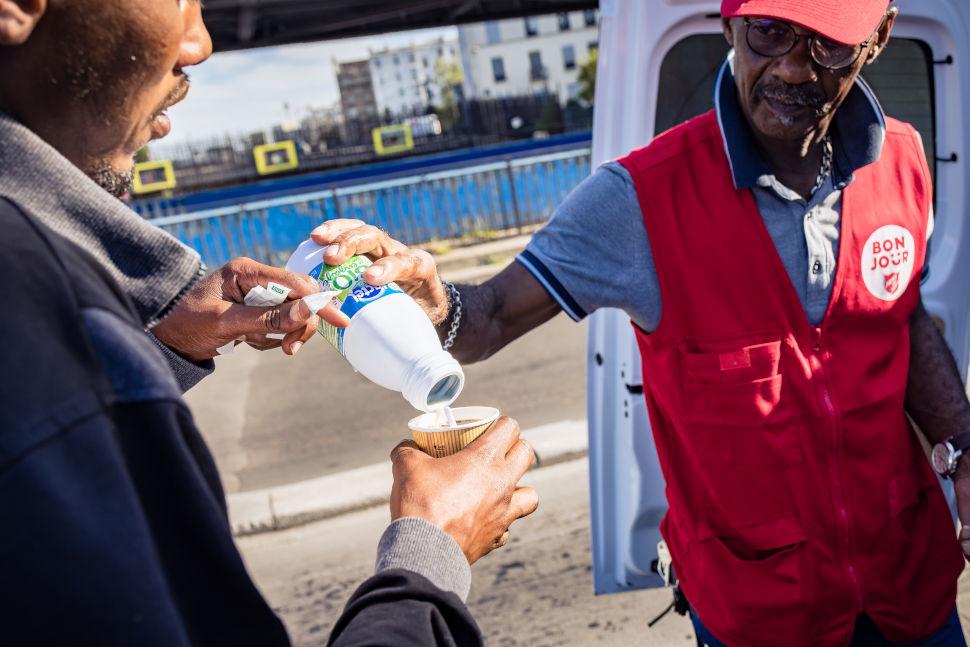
[149,74,191,122]
[755,81,826,112]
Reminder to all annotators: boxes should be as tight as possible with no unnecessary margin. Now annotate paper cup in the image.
[408,406,501,458]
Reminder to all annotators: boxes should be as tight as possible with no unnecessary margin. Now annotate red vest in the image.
[619,111,963,647]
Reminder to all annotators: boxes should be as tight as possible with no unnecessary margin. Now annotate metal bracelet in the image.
[441,280,462,351]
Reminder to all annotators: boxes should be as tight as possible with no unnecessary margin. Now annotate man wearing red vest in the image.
[314,0,970,644]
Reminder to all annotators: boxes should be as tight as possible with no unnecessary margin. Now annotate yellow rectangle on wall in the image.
[372,125,414,156]
[254,140,299,175]
[132,160,176,194]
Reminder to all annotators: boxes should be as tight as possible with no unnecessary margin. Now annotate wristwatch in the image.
[931,431,970,478]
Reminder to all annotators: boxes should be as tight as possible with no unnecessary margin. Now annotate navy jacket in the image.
[0,196,481,645]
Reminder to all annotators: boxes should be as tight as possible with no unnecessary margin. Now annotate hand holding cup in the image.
[389,416,539,564]
[409,406,500,458]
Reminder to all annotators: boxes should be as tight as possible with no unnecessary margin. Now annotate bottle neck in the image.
[402,350,465,412]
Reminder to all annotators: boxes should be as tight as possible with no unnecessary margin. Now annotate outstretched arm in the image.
[311,220,561,364]
[328,566,482,647]
[330,419,539,646]
[435,262,562,363]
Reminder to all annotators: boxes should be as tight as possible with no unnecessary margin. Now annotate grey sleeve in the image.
[375,517,472,602]
[148,332,215,393]
[516,161,662,332]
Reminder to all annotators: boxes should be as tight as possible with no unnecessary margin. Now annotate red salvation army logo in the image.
[861,225,916,302]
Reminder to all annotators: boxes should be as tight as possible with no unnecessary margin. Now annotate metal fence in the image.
[142,93,592,196]
[149,147,592,269]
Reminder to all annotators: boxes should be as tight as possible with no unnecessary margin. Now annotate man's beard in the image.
[89,161,133,198]
[41,0,160,200]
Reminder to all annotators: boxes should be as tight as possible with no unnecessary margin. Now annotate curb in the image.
[430,233,534,270]
[440,259,515,285]
[421,228,539,268]
[228,419,588,536]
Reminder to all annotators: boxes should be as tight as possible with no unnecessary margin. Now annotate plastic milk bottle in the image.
[286,239,464,412]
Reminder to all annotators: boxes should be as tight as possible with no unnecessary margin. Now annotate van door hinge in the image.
[934,55,954,66]
[626,383,643,394]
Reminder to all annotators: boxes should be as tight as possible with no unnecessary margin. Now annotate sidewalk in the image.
[228,418,588,536]
[431,231,534,284]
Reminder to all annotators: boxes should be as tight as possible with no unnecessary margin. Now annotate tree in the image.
[535,97,563,133]
[578,48,598,106]
[434,60,464,131]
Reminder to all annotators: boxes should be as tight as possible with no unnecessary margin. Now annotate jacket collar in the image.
[0,112,202,326]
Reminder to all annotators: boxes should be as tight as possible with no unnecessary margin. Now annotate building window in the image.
[408,52,415,63]
[584,10,597,27]
[438,47,443,57]
[486,21,501,44]
[423,57,429,68]
[524,16,539,37]
[411,69,418,79]
[529,51,545,81]
[393,54,400,65]
[374,59,381,68]
[491,57,507,83]
[588,41,599,52]
[563,44,576,70]
[558,13,570,31]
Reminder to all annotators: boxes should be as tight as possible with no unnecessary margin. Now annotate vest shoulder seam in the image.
[621,113,721,175]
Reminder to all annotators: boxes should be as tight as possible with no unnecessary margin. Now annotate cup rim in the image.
[408,406,500,433]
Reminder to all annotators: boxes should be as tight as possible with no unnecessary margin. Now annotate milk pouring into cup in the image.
[286,239,464,412]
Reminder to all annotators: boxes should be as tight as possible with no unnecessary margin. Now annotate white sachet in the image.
[242,282,294,339]
[224,286,340,348]
[302,290,340,315]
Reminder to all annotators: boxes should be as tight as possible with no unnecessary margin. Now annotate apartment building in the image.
[458,10,599,104]
[368,37,462,117]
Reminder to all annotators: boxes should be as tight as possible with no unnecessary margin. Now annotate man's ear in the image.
[722,17,736,47]
[866,7,898,65]
[0,0,46,46]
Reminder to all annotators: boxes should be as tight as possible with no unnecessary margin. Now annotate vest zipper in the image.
[811,326,865,612]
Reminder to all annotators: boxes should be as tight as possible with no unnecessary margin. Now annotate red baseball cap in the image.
[721,0,892,45]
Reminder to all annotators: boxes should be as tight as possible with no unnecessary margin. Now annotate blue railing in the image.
[149,148,591,268]
[133,131,592,217]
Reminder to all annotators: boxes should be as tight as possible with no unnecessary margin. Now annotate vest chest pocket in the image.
[678,338,801,468]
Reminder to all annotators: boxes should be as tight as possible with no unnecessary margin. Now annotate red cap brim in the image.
[722,0,890,45]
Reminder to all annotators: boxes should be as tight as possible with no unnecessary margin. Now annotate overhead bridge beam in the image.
[201,0,598,52]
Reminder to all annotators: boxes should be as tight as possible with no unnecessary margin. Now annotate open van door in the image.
[586,0,970,594]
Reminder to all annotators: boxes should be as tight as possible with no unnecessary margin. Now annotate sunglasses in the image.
[743,17,883,70]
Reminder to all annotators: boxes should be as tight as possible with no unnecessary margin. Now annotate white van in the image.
[586,0,970,594]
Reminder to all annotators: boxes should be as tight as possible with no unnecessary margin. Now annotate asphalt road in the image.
[186,314,587,493]
[238,458,697,647]
[238,458,970,647]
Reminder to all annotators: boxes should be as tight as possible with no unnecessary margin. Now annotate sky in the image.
[155,26,458,152]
